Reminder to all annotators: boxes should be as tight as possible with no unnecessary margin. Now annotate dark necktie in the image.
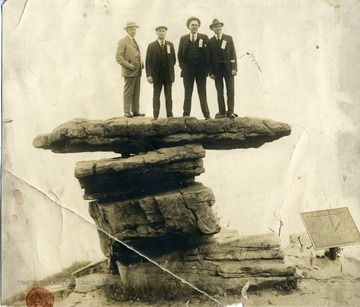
[192,34,195,42]
[161,40,164,48]
[217,34,221,46]
[132,38,139,50]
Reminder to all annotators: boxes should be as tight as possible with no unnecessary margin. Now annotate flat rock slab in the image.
[116,229,296,295]
[75,145,205,200]
[33,116,291,155]
[89,182,220,247]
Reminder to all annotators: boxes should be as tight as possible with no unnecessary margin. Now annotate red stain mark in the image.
[26,287,54,307]
[13,189,24,205]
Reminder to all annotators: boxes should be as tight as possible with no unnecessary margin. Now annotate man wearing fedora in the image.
[116,21,145,118]
[207,18,237,118]
[178,17,211,120]
[145,26,176,120]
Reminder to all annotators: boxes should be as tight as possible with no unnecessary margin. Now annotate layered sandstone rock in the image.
[116,230,296,295]
[33,116,295,295]
[33,116,291,155]
[75,145,205,200]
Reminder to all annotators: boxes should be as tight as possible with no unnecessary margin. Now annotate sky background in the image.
[2,0,360,300]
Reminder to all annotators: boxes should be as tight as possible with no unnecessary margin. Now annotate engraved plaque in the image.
[300,207,360,250]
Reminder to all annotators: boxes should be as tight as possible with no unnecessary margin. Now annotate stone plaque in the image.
[300,207,360,250]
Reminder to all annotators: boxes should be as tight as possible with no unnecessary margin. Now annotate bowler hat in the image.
[186,16,201,29]
[124,21,139,30]
[209,18,224,30]
[155,25,168,31]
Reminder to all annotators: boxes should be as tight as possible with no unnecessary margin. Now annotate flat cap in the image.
[155,25,168,31]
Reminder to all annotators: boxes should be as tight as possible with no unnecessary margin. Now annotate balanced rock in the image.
[33,116,291,155]
[32,115,296,293]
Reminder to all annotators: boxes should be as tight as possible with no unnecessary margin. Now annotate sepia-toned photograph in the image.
[2,0,360,306]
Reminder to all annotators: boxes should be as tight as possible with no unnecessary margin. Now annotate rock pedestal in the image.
[33,116,295,295]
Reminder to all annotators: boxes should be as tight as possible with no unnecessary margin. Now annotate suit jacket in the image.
[207,33,237,77]
[145,40,176,83]
[116,36,143,77]
[177,33,209,76]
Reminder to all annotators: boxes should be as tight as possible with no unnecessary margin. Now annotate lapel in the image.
[127,36,138,51]
[184,35,190,48]
[155,40,162,57]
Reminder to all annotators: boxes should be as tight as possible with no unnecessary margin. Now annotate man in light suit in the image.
[178,17,211,119]
[116,21,145,118]
[207,19,238,118]
[145,26,176,120]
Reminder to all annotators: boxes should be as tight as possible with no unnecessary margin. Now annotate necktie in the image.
[132,38,139,50]
[161,40,164,48]
[192,34,195,42]
[217,34,221,47]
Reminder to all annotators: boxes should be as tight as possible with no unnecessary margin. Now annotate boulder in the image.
[89,182,220,242]
[33,116,291,155]
[75,145,205,200]
[116,229,296,295]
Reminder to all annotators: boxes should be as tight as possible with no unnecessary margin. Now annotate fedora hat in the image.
[186,16,201,29]
[209,18,224,30]
[155,25,168,31]
[124,21,139,30]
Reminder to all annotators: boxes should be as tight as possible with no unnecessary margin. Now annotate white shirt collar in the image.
[215,33,222,39]
[189,33,198,41]
[158,39,166,45]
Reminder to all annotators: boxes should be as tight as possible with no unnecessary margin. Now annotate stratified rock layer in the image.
[89,183,220,246]
[33,116,291,155]
[116,229,296,295]
[32,115,295,294]
[75,145,205,200]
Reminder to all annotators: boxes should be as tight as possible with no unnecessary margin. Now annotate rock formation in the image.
[33,116,291,155]
[33,116,296,296]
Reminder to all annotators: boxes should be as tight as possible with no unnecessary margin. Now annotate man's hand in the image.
[209,74,216,80]
[231,70,237,76]
[128,63,135,70]
[147,77,153,84]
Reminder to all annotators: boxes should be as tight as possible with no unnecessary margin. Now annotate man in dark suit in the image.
[145,26,176,120]
[178,17,211,119]
[207,19,237,118]
[116,21,145,118]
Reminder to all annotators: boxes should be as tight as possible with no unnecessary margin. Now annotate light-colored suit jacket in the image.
[116,36,144,77]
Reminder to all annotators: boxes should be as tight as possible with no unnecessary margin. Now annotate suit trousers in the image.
[182,68,210,118]
[123,74,141,114]
[153,79,173,118]
[215,64,235,115]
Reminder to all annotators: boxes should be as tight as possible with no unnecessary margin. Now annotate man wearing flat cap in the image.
[178,17,211,119]
[207,18,238,118]
[116,21,145,118]
[145,26,176,120]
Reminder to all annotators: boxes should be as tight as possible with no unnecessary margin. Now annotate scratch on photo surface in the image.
[3,168,225,306]
[238,52,267,95]
[14,0,29,30]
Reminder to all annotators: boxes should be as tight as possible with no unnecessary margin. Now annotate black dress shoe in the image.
[228,113,235,118]
[205,116,212,120]
[124,113,133,118]
[133,113,145,117]
[215,113,226,119]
